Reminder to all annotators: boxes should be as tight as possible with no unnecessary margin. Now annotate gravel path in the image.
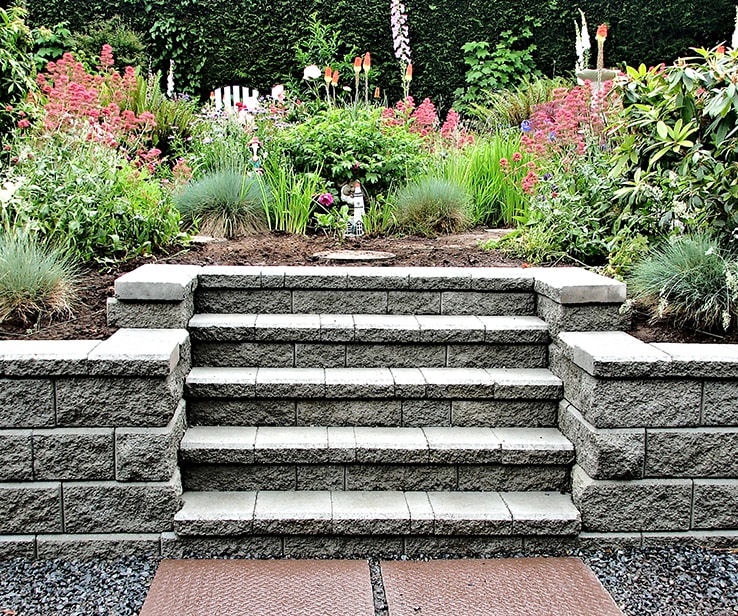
[1,546,736,616]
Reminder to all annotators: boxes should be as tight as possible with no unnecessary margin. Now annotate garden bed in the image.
[2,231,736,345]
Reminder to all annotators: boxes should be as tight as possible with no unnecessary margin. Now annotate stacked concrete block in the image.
[553,331,738,541]
[0,328,190,558]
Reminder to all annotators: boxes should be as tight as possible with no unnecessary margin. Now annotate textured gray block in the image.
[188,399,296,426]
[0,378,54,428]
[345,344,446,368]
[116,400,187,481]
[36,533,162,560]
[441,291,535,316]
[0,482,62,534]
[501,492,581,535]
[297,399,402,426]
[651,343,738,378]
[641,530,738,548]
[402,399,451,426]
[537,296,630,336]
[344,464,457,491]
[295,343,346,368]
[406,268,473,290]
[181,464,297,491]
[55,373,183,427]
[404,536,523,557]
[106,295,194,329]
[451,400,558,428]
[0,429,33,480]
[332,490,410,534]
[193,342,294,367]
[353,314,420,343]
[457,464,569,492]
[188,313,257,341]
[196,289,292,313]
[319,314,355,342]
[420,368,495,398]
[283,535,404,558]
[0,535,36,559]
[284,267,349,289]
[62,471,182,533]
[293,290,388,314]
[488,368,562,399]
[254,313,322,341]
[252,490,333,534]
[197,265,263,289]
[446,344,547,369]
[693,479,738,529]
[324,368,395,398]
[255,368,326,398]
[470,269,534,292]
[297,464,345,490]
[346,268,411,290]
[551,348,700,428]
[415,315,486,343]
[0,340,99,377]
[646,428,738,477]
[387,291,441,315]
[572,465,692,532]
[161,533,283,559]
[114,263,200,301]
[703,381,738,426]
[254,426,329,463]
[186,367,257,398]
[428,491,511,535]
[558,401,645,479]
[33,428,114,480]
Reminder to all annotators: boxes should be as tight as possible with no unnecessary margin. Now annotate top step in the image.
[195,266,537,315]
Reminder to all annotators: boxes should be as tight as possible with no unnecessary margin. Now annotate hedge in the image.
[25,0,735,106]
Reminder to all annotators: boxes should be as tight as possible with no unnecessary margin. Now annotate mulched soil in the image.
[2,230,736,344]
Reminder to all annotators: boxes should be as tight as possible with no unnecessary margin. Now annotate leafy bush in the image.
[0,7,37,140]
[628,234,738,332]
[4,138,181,262]
[71,15,148,73]
[393,176,471,236]
[0,231,79,325]
[611,48,738,242]
[268,105,430,196]
[175,170,269,238]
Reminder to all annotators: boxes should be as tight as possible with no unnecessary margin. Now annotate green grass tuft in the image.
[393,177,472,237]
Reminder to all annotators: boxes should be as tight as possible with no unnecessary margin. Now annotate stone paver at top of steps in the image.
[173,490,581,536]
[381,558,624,616]
[138,559,375,616]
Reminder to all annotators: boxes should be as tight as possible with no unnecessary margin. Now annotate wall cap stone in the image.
[651,342,738,378]
[114,264,201,301]
[532,268,626,305]
[0,340,101,377]
[87,328,189,376]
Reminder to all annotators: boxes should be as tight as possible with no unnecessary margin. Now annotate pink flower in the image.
[317,193,334,206]
[499,158,509,167]
[17,119,30,129]
[512,152,522,162]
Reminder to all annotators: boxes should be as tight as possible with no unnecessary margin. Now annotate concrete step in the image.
[174,489,581,537]
[185,367,562,427]
[189,314,549,368]
[195,266,537,316]
[179,426,574,492]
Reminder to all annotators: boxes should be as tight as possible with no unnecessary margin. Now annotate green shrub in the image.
[72,15,148,73]
[175,170,268,238]
[0,7,37,141]
[393,176,471,236]
[440,133,530,226]
[5,138,182,262]
[0,231,79,325]
[628,234,738,332]
[262,156,323,235]
[268,105,430,197]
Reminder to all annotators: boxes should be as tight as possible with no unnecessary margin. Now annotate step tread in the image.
[185,367,562,400]
[174,489,580,536]
[197,266,536,291]
[189,313,548,344]
[179,426,573,465]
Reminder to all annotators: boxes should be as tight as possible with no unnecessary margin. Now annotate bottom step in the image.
[174,490,580,537]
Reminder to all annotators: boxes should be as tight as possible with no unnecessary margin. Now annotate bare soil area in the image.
[1,231,735,344]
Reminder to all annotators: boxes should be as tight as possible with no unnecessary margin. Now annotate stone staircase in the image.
[172,267,585,556]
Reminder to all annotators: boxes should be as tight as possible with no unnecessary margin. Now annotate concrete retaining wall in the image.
[552,331,738,544]
[0,329,190,559]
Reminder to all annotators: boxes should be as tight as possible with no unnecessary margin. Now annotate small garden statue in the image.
[345,181,365,237]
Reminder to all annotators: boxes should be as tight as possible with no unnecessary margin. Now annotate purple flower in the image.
[520,120,532,132]
[317,193,334,206]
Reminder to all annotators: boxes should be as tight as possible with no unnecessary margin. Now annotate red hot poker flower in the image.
[363,52,371,72]
[596,24,608,41]
[353,57,362,74]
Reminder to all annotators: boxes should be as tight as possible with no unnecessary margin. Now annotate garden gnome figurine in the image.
[249,136,262,174]
[346,181,365,237]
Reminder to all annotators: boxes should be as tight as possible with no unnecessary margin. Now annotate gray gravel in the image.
[1,546,736,616]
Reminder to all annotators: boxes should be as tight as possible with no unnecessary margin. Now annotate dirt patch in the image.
[1,231,734,344]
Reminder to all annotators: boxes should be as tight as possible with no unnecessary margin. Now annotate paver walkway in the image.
[139,557,623,615]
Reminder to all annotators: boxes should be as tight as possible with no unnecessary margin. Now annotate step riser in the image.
[195,290,536,316]
[181,464,570,493]
[187,399,559,428]
[192,342,548,369]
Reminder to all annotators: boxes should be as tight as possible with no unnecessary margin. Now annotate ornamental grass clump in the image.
[175,170,269,239]
[393,176,472,237]
[0,232,79,325]
[628,234,738,332]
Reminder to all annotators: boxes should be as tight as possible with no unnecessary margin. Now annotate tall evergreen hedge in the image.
[25,0,734,105]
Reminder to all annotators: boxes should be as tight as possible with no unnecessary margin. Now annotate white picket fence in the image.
[212,86,260,112]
